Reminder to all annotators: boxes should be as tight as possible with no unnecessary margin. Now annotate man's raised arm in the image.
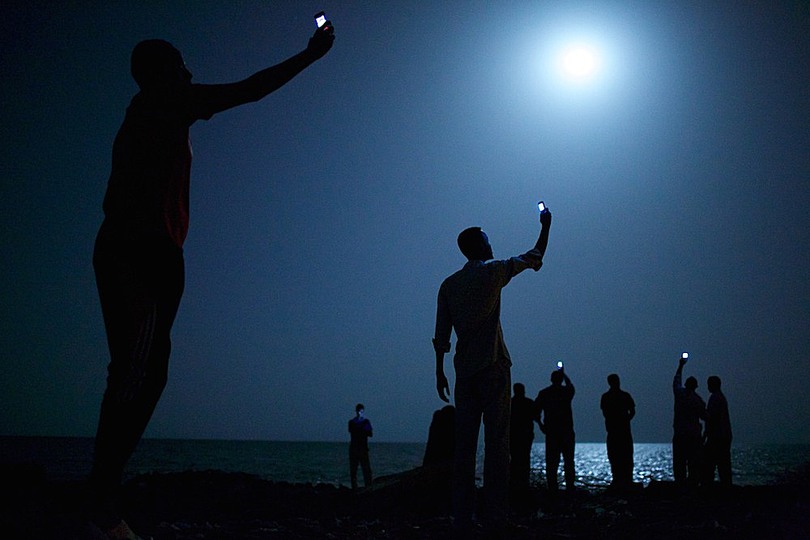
[192,22,335,118]
[523,209,552,270]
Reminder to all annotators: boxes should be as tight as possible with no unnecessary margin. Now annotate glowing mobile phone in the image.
[681,352,689,360]
[538,201,547,213]
[556,361,563,369]
[314,11,327,28]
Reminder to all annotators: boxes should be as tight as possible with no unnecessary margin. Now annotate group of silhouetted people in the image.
[84,10,736,539]
[673,357,733,489]
[509,370,634,496]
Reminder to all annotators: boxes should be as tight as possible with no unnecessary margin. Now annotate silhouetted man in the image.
[704,375,732,486]
[510,382,536,494]
[348,403,373,489]
[672,356,706,488]
[600,373,635,488]
[433,209,551,537]
[535,366,576,492]
[89,20,334,539]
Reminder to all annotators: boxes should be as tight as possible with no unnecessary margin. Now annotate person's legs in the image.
[481,364,510,529]
[545,438,561,491]
[686,434,703,488]
[360,450,373,487]
[452,374,482,536]
[90,230,184,525]
[562,432,576,490]
[620,434,634,485]
[703,440,718,486]
[349,449,359,489]
[606,432,618,485]
[718,441,732,486]
[672,435,686,485]
[510,439,532,491]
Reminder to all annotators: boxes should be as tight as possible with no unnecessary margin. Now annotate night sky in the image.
[1,2,808,445]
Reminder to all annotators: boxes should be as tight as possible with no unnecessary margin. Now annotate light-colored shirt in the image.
[433,253,540,378]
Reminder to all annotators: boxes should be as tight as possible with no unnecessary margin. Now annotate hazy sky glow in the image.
[1,2,808,445]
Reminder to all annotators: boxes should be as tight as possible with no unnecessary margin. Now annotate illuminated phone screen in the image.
[315,12,327,28]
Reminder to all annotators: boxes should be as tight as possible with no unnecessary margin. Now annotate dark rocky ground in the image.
[3,462,809,539]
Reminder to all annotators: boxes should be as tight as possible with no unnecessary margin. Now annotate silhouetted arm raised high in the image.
[191,23,334,119]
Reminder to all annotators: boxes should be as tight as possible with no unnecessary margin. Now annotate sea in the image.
[2,437,809,489]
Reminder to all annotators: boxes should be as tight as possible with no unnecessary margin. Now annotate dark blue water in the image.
[2,437,808,488]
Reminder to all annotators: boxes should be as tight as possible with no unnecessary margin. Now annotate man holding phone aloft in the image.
[89,17,334,540]
[433,207,551,537]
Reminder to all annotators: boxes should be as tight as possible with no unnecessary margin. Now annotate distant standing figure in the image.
[89,20,334,539]
[535,366,576,491]
[510,383,537,493]
[672,356,707,487]
[433,209,551,537]
[600,374,636,487]
[348,403,373,489]
[704,375,732,486]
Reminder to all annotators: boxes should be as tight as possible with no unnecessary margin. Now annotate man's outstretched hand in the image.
[436,371,450,403]
[540,208,552,228]
[307,20,335,59]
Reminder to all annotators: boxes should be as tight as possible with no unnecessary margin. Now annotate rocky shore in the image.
[2,462,809,539]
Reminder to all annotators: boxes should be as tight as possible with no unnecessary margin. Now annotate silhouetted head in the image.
[550,370,564,385]
[707,376,721,393]
[457,227,493,261]
[355,403,364,415]
[607,373,620,389]
[131,39,192,92]
[513,383,526,398]
[685,376,698,391]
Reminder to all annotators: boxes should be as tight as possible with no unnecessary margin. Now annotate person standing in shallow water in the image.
[704,375,732,486]
[600,373,636,488]
[348,403,373,489]
[89,19,334,540]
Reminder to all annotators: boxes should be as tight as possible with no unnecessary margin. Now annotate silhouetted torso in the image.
[535,384,575,436]
[348,416,372,451]
[706,391,732,442]
[673,383,705,437]
[601,388,635,435]
[511,394,536,443]
[102,89,221,247]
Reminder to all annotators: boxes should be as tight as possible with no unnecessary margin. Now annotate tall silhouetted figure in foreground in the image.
[600,374,636,488]
[348,403,373,489]
[672,356,706,488]
[704,375,732,486]
[89,20,334,539]
[433,209,551,537]
[510,383,537,494]
[535,366,576,492]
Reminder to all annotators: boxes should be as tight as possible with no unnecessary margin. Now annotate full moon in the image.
[560,45,599,81]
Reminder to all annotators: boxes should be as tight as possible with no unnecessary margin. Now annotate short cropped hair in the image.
[457,227,486,259]
[355,403,365,413]
[131,39,180,89]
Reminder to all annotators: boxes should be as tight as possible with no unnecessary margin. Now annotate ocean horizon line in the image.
[4,435,809,446]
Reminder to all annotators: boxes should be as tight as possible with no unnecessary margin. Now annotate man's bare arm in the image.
[193,23,334,117]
